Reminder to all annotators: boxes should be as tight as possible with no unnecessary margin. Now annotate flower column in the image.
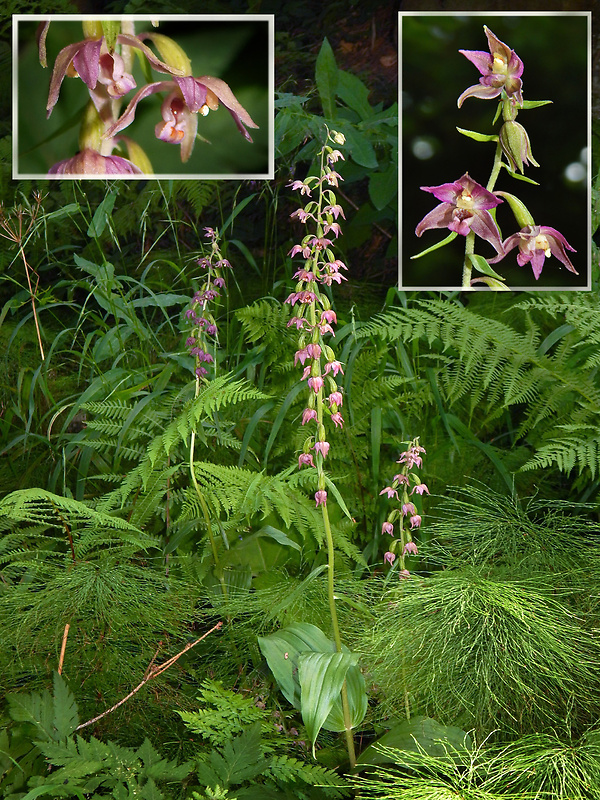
[285,128,357,766]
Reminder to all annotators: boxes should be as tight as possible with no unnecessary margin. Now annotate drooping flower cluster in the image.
[37,20,258,175]
[185,227,232,380]
[413,24,578,286]
[287,129,348,509]
[379,438,429,578]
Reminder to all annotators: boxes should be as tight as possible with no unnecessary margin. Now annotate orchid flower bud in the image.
[499,120,540,174]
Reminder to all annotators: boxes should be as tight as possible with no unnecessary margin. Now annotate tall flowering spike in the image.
[458,26,524,108]
[416,173,504,255]
[379,438,427,576]
[285,130,348,505]
[489,224,577,280]
[185,227,232,380]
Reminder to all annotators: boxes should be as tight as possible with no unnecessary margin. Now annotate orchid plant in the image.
[33,19,259,176]
[412,24,579,289]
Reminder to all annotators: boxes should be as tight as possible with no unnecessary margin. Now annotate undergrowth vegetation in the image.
[1,10,600,800]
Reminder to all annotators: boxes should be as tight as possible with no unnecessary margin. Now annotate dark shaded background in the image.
[401,13,589,289]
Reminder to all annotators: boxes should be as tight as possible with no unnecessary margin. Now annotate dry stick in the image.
[58,623,70,675]
[75,621,223,732]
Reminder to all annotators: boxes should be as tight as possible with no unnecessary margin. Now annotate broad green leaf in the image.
[456,127,498,143]
[256,525,301,551]
[339,124,378,168]
[298,651,357,752]
[320,661,368,734]
[336,69,373,120]
[87,189,118,238]
[315,38,338,119]
[369,165,398,210]
[411,231,458,260]
[258,622,335,709]
[467,254,505,280]
[357,716,472,766]
[258,623,367,743]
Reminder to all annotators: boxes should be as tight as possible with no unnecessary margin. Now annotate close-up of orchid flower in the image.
[489,224,577,280]
[457,25,524,108]
[401,14,587,289]
[16,17,270,178]
[104,74,259,164]
[416,172,504,256]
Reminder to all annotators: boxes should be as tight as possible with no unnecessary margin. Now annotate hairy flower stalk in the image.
[186,227,233,598]
[286,129,356,767]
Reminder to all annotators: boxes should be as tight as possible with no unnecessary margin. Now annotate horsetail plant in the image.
[259,128,367,768]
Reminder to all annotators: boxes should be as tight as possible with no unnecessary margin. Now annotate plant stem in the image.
[189,377,228,599]
[461,231,475,289]
[321,501,357,768]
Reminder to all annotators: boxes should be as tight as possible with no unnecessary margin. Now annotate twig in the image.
[75,622,222,732]
[58,623,70,675]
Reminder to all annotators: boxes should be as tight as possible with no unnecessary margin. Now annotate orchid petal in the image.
[187,75,259,141]
[468,210,505,255]
[103,81,174,138]
[458,48,493,76]
[117,33,187,76]
[47,38,102,116]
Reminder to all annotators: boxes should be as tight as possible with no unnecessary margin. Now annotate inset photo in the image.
[14,15,273,180]
[400,12,590,290]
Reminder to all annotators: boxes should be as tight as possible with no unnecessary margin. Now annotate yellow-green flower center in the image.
[492,53,508,75]
[534,234,551,256]
[456,190,474,209]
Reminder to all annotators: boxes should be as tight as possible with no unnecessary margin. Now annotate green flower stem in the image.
[320,500,357,768]
[486,140,504,193]
[461,231,476,289]
[462,140,504,289]
[189,380,228,600]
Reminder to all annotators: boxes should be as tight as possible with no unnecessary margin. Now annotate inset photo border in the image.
[14,14,274,180]
[399,11,591,291]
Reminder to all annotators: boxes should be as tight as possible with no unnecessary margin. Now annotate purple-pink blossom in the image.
[384,551,396,566]
[298,453,315,469]
[416,173,504,256]
[308,375,324,393]
[380,487,399,500]
[301,408,317,425]
[315,490,328,507]
[313,440,330,458]
[412,483,430,496]
[458,26,524,108]
[403,541,419,556]
[382,521,394,536]
[489,225,577,280]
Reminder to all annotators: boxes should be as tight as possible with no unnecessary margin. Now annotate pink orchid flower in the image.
[489,225,577,280]
[43,28,184,118]
[458,26,524,108]
[416,173,504,256]
[104,75,259,163]
[47,148,142,176]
